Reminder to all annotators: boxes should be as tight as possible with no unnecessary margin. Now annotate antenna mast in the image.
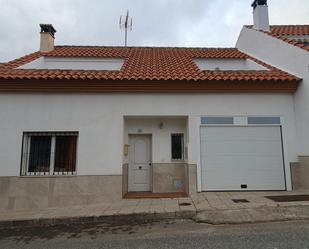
[119,10,133,47]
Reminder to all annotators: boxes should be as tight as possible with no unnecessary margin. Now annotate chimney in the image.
[40,24,56,52]
[251,0,270,32]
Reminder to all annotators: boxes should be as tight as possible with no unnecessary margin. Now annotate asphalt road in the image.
[1,219,309,249]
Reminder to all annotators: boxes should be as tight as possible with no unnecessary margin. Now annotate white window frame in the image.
[200,116,282,127]
[21,132,78,176]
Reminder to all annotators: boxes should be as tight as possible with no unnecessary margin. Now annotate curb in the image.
[0,210,196,229]
[2,205,309,228]
[194,205,309,225]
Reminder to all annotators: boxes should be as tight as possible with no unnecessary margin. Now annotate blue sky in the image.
[0,0,308,62]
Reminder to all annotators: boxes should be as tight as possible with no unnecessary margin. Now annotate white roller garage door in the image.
[200,126,286,191]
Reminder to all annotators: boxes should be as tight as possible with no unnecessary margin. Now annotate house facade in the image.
[236,1,309,189]
[0,0,307,211]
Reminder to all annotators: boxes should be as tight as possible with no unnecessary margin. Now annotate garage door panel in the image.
[204,170,285,191]
[200,126,286,191]
[203,141,283,156]
[202,155,284,164]
[202,156,284,171]
[200,126,282,141]
[204,174,244,190]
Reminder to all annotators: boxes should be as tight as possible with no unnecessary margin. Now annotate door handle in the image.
[138,166,142,170]
[149,163,152,166]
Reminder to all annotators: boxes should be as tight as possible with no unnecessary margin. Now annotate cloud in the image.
[269,0,309,24]
[0,0,308,62]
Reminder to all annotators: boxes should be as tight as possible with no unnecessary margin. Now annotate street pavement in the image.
[1,219,309,249]
[3,190,309,227]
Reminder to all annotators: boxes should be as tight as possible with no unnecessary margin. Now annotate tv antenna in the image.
[119,10,133,47]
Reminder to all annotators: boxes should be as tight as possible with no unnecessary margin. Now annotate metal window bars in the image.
[171,133,184,160]
[21,132,78,176]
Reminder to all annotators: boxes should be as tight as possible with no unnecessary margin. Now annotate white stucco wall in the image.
[0,93,297,177]
[236,27,309,156]
[124,118,187,164]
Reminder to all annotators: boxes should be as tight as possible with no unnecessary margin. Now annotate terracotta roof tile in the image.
[270,25,309,36]
[0,46,299,83]
[247,25,309,52]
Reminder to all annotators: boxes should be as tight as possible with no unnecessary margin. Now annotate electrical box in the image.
[124,144,129,156]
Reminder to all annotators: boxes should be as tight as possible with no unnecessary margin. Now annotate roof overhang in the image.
[0,78,300,93]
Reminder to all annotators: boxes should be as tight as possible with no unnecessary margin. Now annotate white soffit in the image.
[194,58,269,71]
[18,57,125,70]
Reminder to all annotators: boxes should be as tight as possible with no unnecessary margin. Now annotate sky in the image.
[0,0,308,62]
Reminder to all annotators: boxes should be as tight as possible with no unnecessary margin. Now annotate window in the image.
[201,116,281,126]
[247,117,281,125]
[28,136,51,173]
[21,132,78,176]
[171,134,184,160]
[201,117,234,125]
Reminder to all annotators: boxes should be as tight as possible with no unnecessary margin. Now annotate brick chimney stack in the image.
[40,24,56,52]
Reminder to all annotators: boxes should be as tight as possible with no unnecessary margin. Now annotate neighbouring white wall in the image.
[0,93,297,176]
[236,27,309,156]
[124,118,187,164]
[19,57,125,70]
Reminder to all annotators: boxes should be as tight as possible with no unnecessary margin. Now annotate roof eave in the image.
[0,78,300,93]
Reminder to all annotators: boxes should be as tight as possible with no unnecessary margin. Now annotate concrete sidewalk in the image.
[1,190,309,227]
[191,190,309,224]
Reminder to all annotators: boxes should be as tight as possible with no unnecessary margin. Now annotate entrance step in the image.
[124,192,187,199]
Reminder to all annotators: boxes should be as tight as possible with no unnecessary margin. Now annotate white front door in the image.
[128,135,152,192]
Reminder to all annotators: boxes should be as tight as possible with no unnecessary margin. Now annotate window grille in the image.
[21,132,78,176]
[171,133,184,160]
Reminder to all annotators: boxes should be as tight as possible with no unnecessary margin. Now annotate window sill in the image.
[171,160,187,163]
[20,174,77,178]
